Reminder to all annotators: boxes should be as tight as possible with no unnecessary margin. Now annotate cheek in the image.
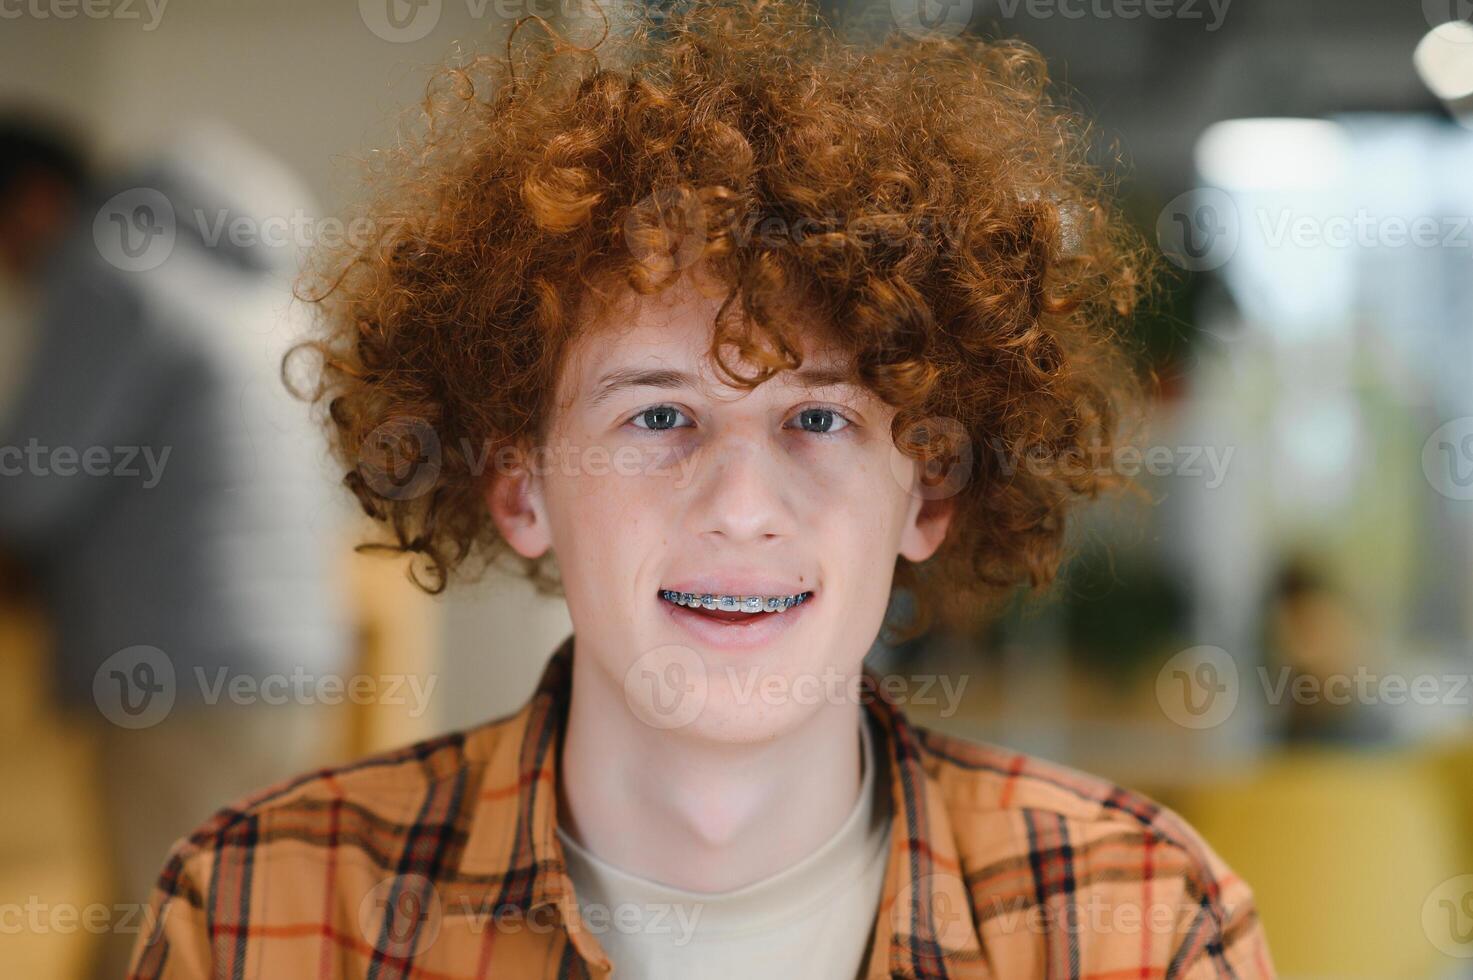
[542,452,666,576]
[811,446,914,607]
[803,440,913,541]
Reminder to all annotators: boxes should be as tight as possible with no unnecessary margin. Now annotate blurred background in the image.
[2,0,1472,977]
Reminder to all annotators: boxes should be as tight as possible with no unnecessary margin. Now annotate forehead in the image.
[558,277,854,400]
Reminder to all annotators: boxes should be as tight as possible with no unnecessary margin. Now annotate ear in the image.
[898,491,955,564]
[484,449,553,560]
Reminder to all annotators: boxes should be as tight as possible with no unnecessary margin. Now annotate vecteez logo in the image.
[1423,417,1473,501]
[93,645,176,729]
[1156,187,1240,272]
[93,188,176,272]
[889,0,973,39]
[359,0,442,42]
[1155,645,1239,730]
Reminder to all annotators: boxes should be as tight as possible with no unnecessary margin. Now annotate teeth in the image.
[659,590,812,614]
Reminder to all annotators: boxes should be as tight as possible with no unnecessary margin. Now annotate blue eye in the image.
[628,404,853,434]
[791,407,850,434]
[630,405,691,431]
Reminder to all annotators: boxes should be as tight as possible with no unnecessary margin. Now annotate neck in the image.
[557,649,864,892]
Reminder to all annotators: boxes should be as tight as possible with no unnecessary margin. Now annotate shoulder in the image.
[157,708,525,890]
[910,720,1202,843]
[126,709,541,978]
[904,720,1274,977]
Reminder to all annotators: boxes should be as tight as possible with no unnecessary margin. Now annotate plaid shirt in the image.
[127,634,1275,979]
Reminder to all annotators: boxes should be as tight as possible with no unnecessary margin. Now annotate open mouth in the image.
[658,589,813,624]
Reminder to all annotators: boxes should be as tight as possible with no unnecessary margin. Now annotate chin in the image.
[677,691,820,744]
[703,654,858,737]
[610,603,873,738]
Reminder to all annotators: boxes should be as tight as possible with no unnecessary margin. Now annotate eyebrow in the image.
[585,366,859,408]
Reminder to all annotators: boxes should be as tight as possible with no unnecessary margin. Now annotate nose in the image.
[686,427,796,544]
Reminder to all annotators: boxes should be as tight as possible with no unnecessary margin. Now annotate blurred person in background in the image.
[1263,555,1394,745]
[0,113,353,980]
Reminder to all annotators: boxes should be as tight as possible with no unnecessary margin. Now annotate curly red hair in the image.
[288,0,1156,642]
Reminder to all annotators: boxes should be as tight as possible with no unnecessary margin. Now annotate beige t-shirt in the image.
[556,712,892,979]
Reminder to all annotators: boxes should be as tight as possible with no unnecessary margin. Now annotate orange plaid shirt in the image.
[126,633,1275,979]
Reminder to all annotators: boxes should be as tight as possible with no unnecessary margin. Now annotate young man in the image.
[128,1,1275,976]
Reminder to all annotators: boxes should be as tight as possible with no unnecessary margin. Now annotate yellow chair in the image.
[0,588,103,980]
[1419,731,1473,878]
[0,525,441,980]
[1173,747,1465,979]
[334,537,443,760]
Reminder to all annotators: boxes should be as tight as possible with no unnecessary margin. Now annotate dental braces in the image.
[659,590,812,613]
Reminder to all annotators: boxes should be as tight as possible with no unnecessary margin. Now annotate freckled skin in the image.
[490,274,954,745]
[483,273,955,890]
[486,271,954,890]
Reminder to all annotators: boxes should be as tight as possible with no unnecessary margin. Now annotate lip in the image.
[658,588,816,652]
[662,576,814,597]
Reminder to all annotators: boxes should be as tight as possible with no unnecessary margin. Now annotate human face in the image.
[488,276,953,743]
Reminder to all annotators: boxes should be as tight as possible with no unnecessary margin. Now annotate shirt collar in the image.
[457,633,987,979]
